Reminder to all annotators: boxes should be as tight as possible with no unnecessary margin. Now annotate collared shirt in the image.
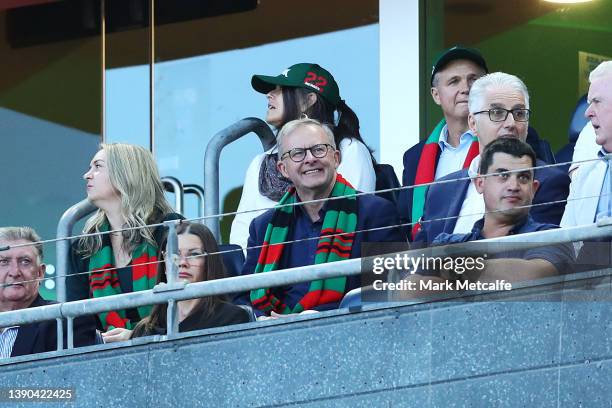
[0,326,19,359]
[434,125,475,180]
[434,216,575,274]
[595,148,612,222]
[453,155,485,234]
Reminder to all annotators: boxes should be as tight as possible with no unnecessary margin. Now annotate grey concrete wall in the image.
[0,274,611,407]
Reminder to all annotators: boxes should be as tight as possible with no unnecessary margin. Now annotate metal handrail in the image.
[184,184,205,219]
[204,117,276,241]
[54,199,96,351]
[5,220,612,331]
[161,176,184,214]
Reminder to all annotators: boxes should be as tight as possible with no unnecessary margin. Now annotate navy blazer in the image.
[399,128,556,230]
[11,295,97,357]
[414,159,570,245]
[238,194,406,312]
[398,140,440,227]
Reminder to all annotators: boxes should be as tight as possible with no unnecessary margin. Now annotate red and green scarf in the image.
[88,222,158,331]
[411,119,479,239]
[250,174,357,315]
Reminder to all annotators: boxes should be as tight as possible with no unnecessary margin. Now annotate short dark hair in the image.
[479,138,536,175]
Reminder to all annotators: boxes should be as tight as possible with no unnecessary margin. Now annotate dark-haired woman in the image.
[230,63,376,249]
[131,222,251,338]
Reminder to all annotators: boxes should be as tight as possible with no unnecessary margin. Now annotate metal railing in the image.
[161,176,184,214]
[184,184,205,219]
[203,117,276,240]
[5,218,612,352]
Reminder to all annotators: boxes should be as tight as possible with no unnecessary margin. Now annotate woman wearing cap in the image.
[230,63,376,250]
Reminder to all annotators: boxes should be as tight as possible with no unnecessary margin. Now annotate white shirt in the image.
[453,155,485,234]
[570,122,599,173]
[229,137,376,250]
[0,326,19,359]
[434,125,475,180]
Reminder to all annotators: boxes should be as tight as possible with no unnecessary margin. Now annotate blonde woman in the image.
[68,143,182,341]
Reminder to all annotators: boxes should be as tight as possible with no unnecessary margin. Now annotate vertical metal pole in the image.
[67,317,74,349]
[149,0,155,154]
[164,220,179,336]
[101,0,106,143]
[166,299,178,337]
[56,318,64,351]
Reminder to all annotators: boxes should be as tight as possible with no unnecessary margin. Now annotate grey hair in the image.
[276,118,336,156]
[0,226,43,262]
[468,72,530,113]
[590,61,612,82]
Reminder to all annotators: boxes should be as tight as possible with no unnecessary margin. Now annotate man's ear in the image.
[468,112,478,135]
[37,263,46,280]
[532,178,540,195]
[333,149,341,169]
[277,159,289,179]
[431,87,441,106]
[474,174,485,194]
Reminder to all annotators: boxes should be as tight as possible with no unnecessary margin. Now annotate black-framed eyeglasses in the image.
[473,108,531,122]
[280,143,334,163]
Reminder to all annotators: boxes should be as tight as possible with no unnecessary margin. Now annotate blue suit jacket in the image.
[398,127,556,231]
[414,159,570,245]
[398,140,438,227]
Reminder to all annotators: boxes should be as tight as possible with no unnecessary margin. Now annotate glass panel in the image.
[425,0,612,152]
[149,0,380,241]
[0,1,102,298]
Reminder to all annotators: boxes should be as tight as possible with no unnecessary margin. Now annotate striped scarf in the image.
[88,222,158,331]
[411,119,479,239]
[250,174,357,314]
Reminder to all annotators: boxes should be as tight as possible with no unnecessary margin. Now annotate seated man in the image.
[399,46,487,238]
[0,227,96,358]
[431,138,574,282]
[562,61,612,227]
[415,72,570,245]
[241,118,404,316]
[561,61,612,271]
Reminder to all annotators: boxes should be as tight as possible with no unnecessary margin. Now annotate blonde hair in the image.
[78,143,175,257]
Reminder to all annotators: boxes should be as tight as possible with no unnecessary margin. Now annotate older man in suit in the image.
[0,227,96,358]
[414,72,570,245]
[561,61,612,227]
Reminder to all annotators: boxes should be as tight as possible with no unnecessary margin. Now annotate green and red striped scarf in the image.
[88,222,158,331]
[250,174,357,314]
[411,119,479,239]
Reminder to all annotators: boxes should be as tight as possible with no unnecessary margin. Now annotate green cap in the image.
[431,46,488,85]
[251,63,341,107]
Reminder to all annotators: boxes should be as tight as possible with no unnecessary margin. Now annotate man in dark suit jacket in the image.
[398,46,488,234]
[0,227,96,358]
[414,72,570,245]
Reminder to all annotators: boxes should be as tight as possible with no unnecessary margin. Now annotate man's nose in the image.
[503,112,517,128]
[585,103,594,119]
[506,175,521,190]
[6,260,22,277]
[83,169,92,180]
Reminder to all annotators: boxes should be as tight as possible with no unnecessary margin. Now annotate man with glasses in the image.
[414,72,570,245]
[0,227,96,358]
[239,118,404,317]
